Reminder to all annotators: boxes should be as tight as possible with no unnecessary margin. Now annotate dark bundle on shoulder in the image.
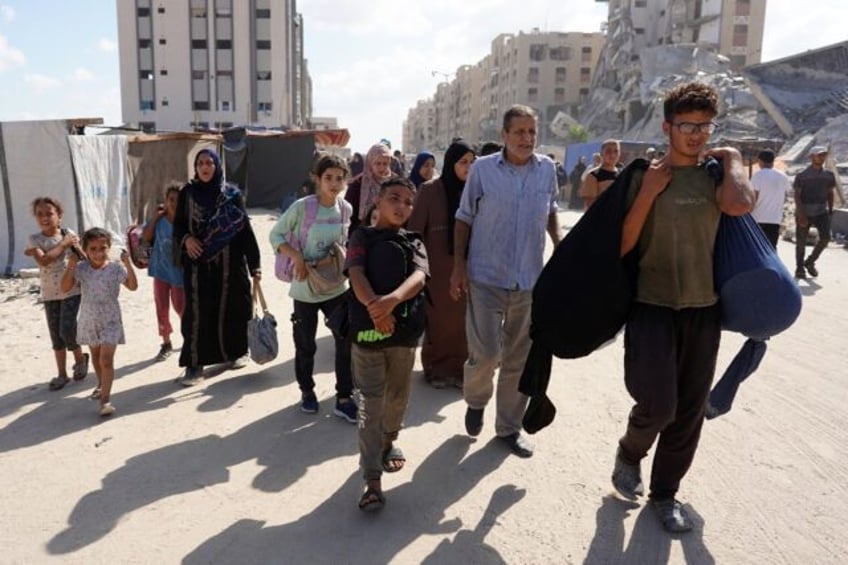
[519,159,647,434]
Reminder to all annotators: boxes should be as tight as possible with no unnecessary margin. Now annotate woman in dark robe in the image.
[173,148,261,386]
[406,140,476,388]
[409,151,436,189]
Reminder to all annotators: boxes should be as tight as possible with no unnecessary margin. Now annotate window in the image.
[140,100,155,111]
[529,44,546,62]
[217,70,233,77]
[634,0,647,7]
[736,0,751,16]
[257,102,273,112]
[634,28,645,35]
[157,6,165,14]
[256,8,271,18]
[550,46,571,61]
[581,46,592,63]
[139,121,156,133]
[192,70,206,79]
[579,88,589,102]
[733,24,748,46]
[527,87,538,103]
[220,101,231,111]
[191,39,208,49]
[256,40,271,49]
[555,87,566,104]
[580,68,591,83]
[139,39,151,48]
[220,122,233,129]
[216,39,232,49]
[257,71,271,80]
[139,70,154,80]
[158,38,166,45]
[159,69,168,76]
[161,98,169,107]
[527,67,539,84]
[137,7,151,17]
[193,101,210,111]
[555,67,567,83]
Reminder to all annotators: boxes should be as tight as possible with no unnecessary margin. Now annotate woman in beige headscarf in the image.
[344,143,393,235]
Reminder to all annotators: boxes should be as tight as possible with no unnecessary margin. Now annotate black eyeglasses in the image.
[671,121,718,135]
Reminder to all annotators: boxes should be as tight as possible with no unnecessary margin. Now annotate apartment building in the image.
[599,0,766,69]
[403,29,605,153]
[117,0,311,133]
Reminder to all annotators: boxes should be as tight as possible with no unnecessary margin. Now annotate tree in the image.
[568,125,589,143]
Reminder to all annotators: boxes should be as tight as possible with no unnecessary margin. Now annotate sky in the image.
[0,0,845,153]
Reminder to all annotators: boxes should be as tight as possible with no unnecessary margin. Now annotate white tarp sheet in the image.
[0,120,78,275]
[67,135,131,248]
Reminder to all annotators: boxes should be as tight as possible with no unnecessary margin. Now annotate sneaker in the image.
[464,407,484,437]
[301,392,319,414]
[229,355,249,370]
[179,367,205,387]
[499,432,534,458]
[795,268,807,280]
[333,398,358,424]
[651,498,694,533]
[154,343,173,362]
[99,403,116,417]
[72,353,90,381]
[804,259,818,278]
[612,447,645,500]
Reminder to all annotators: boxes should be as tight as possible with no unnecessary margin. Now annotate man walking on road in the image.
[450,104,561,459]
[794,146,837,279]
[611,82,753,533]
[750,149,792,249]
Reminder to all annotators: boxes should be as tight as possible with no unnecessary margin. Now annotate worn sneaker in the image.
[333,398,358,424]
[229,355,249,370]
[179,367,205,387]
[99,403,116,417]
[651,498,694,533]
[612,447,644,500]
[301,392,319,414]
[154,343,173,362]
[804,259,818,278]
[795,268,807,280]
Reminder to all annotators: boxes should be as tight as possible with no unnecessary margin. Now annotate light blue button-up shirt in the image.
[456,151,558,291]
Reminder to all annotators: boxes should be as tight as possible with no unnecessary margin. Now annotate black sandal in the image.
[358,487,385,512]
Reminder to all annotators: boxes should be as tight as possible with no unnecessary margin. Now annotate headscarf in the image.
[441,139,475,255]
[409,151,435,188]
[358,143,392,221]
[189,148,246,261]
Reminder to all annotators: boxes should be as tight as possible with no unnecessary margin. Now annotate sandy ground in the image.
[1,208,846,565]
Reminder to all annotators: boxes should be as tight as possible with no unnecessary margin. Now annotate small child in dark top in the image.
[344,176,429,512]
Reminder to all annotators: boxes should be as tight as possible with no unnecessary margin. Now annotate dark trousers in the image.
[758,223,780,249]
[619,302,721,500]
[292,294,352,398]
[795,212,831,269]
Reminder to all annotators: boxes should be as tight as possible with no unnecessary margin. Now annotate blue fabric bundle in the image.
[714,213,801,339]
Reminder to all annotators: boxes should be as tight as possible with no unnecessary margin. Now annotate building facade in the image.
[403,29,606,154]
[117,0,311,132]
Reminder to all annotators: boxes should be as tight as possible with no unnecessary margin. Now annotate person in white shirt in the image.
[750,149,791,248]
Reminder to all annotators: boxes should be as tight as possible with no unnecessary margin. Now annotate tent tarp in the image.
[0,120,78,275]
[68,136,131,247]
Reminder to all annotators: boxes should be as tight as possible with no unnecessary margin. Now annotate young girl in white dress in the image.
[61,227,138,416]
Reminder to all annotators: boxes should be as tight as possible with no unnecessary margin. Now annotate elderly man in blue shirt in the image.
[450,105,562,458]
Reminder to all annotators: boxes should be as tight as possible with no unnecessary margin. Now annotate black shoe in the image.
[464,407,484,437]
[651,498,694,533]
[794,268,807,280]
[804,259,818,278]
[611,447,644,500]
[499,432,534,458]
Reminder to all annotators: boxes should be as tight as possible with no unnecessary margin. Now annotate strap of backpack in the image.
[293,195,319,250]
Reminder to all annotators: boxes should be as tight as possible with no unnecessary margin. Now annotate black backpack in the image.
[346,228,427,349]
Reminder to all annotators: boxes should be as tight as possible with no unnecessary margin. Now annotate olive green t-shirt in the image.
[626,166,720,309]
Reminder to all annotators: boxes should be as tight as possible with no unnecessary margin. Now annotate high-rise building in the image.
[403,29,605,153]
[117,0,311,133]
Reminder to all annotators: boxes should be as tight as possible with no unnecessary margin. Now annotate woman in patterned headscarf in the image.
[173,148,261,386]
[406,139,476,389]
[344,143,392,235]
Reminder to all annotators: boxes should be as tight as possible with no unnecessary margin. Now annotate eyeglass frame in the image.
[668,121,719,135]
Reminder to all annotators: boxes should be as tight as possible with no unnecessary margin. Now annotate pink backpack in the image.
[274,196,350,282]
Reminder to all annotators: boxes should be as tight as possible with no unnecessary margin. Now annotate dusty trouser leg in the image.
[494,289,532,437]
[353,345,387,481]
[463,281,505,412]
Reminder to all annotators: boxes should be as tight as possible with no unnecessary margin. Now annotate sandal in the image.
[358,487,385,512]
[90,387,102,400]
[381,445,406,473]
[49,375,70,391]
[72,353,90,381]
